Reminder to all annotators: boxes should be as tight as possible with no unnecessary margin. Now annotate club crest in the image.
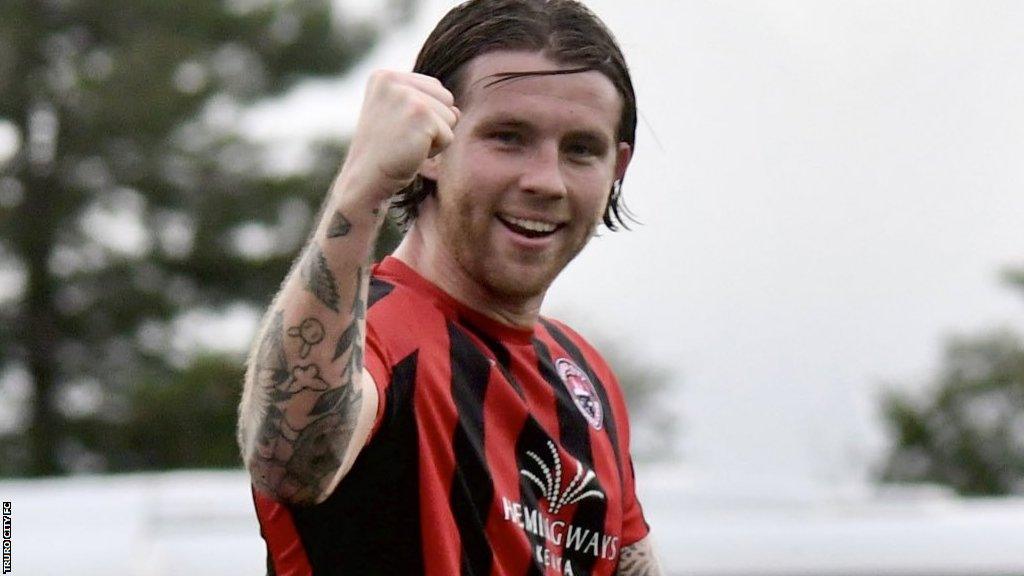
[555,358,603,430]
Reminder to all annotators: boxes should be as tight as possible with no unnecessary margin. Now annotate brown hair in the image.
[391,0,637,230]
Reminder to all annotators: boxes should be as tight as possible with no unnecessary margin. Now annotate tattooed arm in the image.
[237,70,458,505]
[616,536,664,576]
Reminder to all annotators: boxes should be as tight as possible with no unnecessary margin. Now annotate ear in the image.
[419,152,443,182]
[614,142,632,181]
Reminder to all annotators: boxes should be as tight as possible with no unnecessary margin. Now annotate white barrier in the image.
[2,466,1024,575]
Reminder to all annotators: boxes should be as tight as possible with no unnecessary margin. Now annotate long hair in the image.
[391,0,637,230]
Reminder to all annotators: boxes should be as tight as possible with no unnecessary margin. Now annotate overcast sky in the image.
[243,0,1024,482]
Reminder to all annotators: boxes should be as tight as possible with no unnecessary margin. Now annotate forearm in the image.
[238,69,456,504]
[616,536,664,576]
[238,171,386,505]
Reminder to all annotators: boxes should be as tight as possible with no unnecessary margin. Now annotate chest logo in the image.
[556,358,603,430]
[521,440,605,514]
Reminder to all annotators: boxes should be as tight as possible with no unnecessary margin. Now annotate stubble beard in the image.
[442,208,596,307]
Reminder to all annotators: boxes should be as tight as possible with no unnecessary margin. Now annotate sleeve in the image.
[363,313,392,440]
[614,382,651,546]
[620,460,650,545]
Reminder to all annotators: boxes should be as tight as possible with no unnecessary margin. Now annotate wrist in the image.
[331,152,411,206]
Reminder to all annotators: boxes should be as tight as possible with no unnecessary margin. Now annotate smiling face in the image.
[416,51,632,315]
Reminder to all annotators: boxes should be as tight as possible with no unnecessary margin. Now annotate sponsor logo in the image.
[499,429,617,573]
[501,497,620,574]
[521,440,605,514]
[555,358,603,430]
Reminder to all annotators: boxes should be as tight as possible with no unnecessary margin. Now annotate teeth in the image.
[503,215,558,233]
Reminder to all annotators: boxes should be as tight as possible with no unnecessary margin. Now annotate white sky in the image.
[555,0,1024,480]
[566,0,1024,480]
[243,0,1024,482]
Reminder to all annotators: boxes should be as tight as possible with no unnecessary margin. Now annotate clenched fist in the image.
[341,70,459,202]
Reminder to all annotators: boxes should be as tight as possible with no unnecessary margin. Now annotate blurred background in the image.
[1,0,1023,574]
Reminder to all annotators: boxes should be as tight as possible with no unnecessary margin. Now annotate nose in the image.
[518,141,567,199]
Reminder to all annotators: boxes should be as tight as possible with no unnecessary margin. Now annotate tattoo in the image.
[352,267,367,319]
[248,264,372,505]
[285,364,330,393]
[326,210,352,238]
[251,312,365,504]
[254,407,360,504]
[616,540,663,576]
[333,322,357,361]
[255,311,290,389]
[281,412,348,495]
[294,413,347,466]
[287,317,325,358]
[300,244,340,312]
[333,267,367,378]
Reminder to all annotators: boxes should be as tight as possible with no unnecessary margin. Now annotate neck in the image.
[392,220,544,330]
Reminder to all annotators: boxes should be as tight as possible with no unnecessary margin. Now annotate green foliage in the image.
[0,0,402,476]
[65,355,247,471]
[878,269,1024,495]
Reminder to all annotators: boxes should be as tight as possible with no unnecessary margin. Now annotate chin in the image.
[481,260,560,302]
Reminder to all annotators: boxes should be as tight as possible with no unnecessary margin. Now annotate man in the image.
[237,1,662,574]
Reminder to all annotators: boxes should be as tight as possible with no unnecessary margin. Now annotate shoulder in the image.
[538,316,616,379]
[365,272,449,360]
[539,316,635,425]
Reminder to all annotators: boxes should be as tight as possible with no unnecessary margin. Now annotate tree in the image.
[878,268,1024,495]
[0,0,403,476]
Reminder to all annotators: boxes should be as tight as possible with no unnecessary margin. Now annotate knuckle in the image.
[368,69,401,94]
[367,69,387,88]
[405,98,431,121]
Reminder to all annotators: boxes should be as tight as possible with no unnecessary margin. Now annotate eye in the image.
[566,142,597,156]
[561,133,606,159]
[563,138,607,162]
[490,130,522,145]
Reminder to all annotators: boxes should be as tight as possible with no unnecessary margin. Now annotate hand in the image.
[343,70,459,200]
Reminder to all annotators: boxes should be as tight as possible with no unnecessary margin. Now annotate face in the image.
[418,51,632,305]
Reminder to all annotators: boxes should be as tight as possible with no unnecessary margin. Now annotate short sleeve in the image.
[619,452,650,546]
[614,383,650,545]
[363,318,392,439]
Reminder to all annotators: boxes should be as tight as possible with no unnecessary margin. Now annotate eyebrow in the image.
[478,118,531,130]
[473,117,536,139]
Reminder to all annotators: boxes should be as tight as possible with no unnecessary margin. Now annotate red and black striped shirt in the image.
[254,257,649,575]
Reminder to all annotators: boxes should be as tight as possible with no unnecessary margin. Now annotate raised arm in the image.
[237,71,458,505]
[617,536,665,576]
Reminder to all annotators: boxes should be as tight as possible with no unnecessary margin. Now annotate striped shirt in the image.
[254,256,648,575]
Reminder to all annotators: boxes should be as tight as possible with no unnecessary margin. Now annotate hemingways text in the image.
[501,497,619,575]
[2,501,10,574]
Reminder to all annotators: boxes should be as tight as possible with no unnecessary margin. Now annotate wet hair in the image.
[391,0,637,230]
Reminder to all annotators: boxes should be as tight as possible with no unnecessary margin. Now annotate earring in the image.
[610,179,622,201]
